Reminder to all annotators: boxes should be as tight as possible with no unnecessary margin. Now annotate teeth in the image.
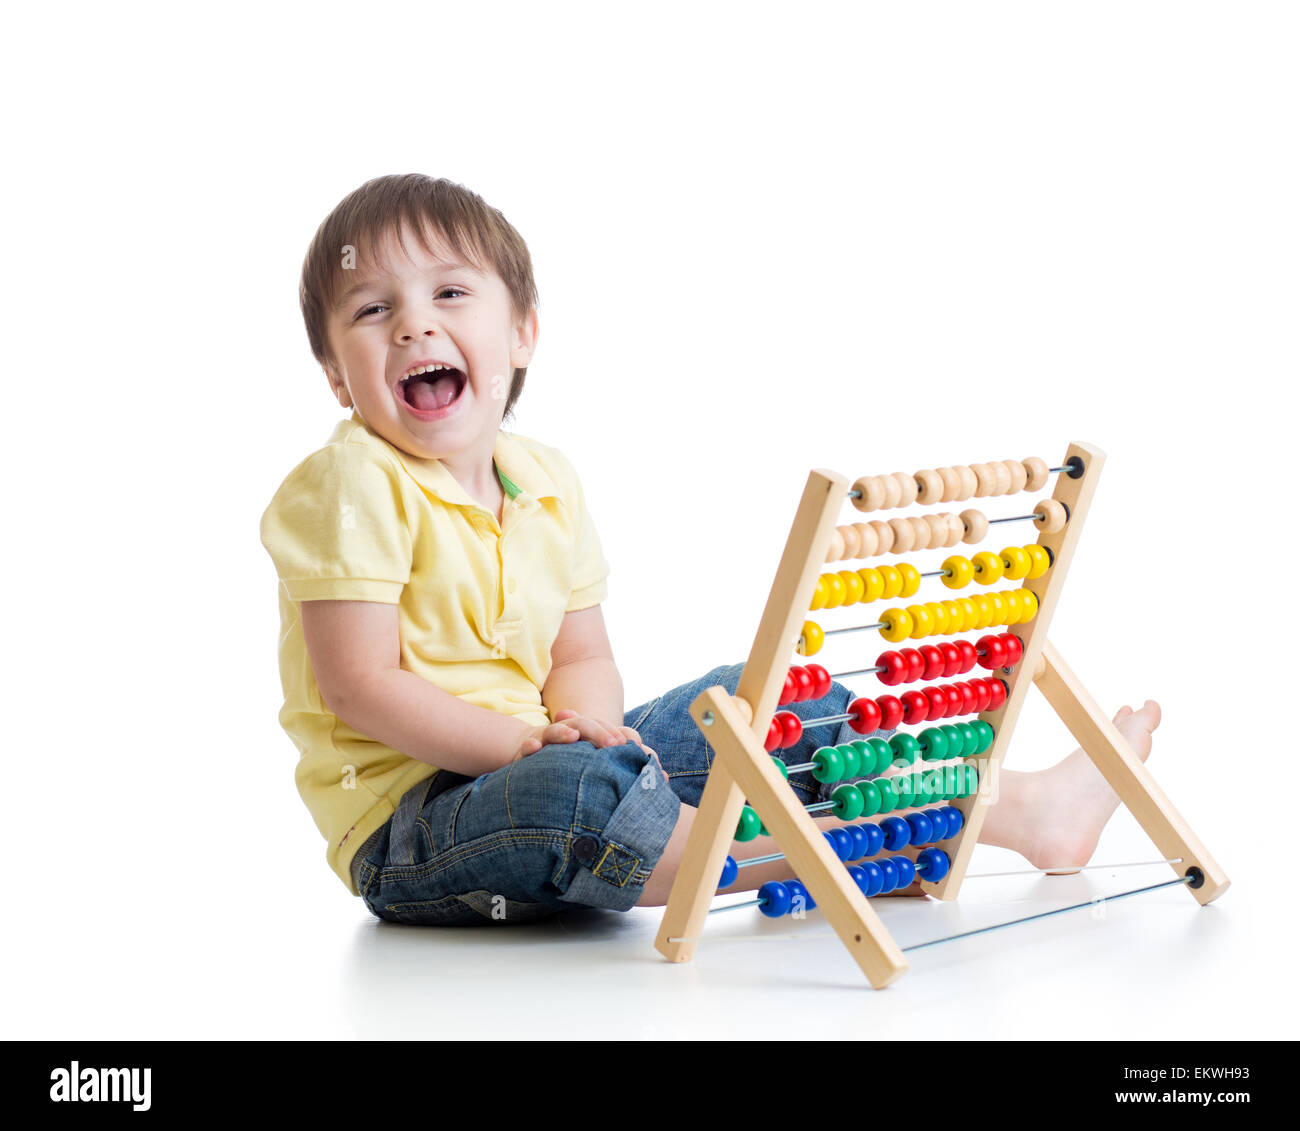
[403,363,456,379]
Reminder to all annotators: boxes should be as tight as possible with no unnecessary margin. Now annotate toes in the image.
[1114,705,1133,721]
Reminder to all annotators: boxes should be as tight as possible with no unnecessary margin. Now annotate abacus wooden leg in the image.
[1034,640,1230,906]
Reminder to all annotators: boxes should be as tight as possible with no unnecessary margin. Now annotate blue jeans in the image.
[352,662,886,925]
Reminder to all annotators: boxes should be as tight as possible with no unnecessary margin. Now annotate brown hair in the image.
[299,174,538,420]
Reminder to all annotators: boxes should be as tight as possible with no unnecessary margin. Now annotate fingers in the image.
[559,715,626,748]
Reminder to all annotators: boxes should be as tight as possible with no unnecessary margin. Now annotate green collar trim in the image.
[495,464,522,499]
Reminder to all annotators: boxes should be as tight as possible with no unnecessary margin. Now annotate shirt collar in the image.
[337,411,560,511]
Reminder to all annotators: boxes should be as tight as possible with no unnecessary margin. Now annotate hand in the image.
[511,710,636,761]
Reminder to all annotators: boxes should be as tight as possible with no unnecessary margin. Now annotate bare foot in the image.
[1008,700,1162,874]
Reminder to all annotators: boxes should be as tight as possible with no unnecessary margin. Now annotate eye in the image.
[355,303,386,319]
[437,287,467,299]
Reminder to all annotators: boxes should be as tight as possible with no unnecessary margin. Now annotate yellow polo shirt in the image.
[259,412,609,894]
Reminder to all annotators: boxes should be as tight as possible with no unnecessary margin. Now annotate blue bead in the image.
[758,881,791,918]
[892,855,917,889]
[878,858,899,893]
[881,815,911,853]
[785,879,816,912]
[922,808,945,843]
[906,812,934,847]
[847,865,869,893]
[847,825,870,861]
[827,827,854,861]
[719,855,739,889]
[860,861,885,898]
[916,847,950,883]
[943,806,964,839]
[862,821,885,858]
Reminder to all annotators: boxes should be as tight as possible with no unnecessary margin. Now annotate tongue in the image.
[407,374,459,412]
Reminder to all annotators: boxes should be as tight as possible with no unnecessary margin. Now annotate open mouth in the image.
[399,367,467,413]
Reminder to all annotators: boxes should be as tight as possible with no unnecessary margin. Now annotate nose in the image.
[391,300,442,343]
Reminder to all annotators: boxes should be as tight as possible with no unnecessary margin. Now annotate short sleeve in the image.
[260,441,413,604]
[553,455,609,613]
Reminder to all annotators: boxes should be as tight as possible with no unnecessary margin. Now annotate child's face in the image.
[321,222,537,463]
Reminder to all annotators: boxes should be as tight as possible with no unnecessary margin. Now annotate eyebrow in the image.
[333,261,483,312]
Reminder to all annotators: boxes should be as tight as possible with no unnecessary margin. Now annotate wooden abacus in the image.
[654,443,1229,988]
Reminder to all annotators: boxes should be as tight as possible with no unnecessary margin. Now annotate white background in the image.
[3,1,1295,1041]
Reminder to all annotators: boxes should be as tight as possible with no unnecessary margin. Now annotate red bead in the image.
[806,663,832,700]
[848,697,882,734]
[877,651,907,686]
[939,642,963,678]
[987,678,1008,711]
[945,684,963,717]
[977,635,1007,670]
[876,695,904,729]
[972,678,993,712]
[924,686,948,721]
[793,666,814,701]
[1001,634,1024,666]
[902,689,930,725]
[956,639,979,674]
[779,711,802,748]
[919,645,946,682]
[901,648,926,683]
[955,681,977,714]
[779,671,797,706]
[765,717,783,751]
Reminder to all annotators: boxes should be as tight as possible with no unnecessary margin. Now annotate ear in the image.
[323,364,353,409]
[509,308,540,370]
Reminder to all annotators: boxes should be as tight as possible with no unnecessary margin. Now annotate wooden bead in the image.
[960,508,988,543]
[991,462,1012,495]
[972,463,996,497]
[955,465,978,501]
[1004,459,1027,494]
[923,513,949,547]
[826,527,846,562]
[943,512,965,547]
[869,519,895,555]
[908,515,932,550]
[881,474,903,510]
[1023,457,1049,491]
[840,524,862,559]
[851,476,886,513]
[938,467,961,503]
[888,517,915,554]
[855,522,878,557]
[1034,498,1068,534]
[892,471,919,507]
[915,468,943,505]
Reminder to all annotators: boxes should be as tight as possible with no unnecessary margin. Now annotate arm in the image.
[542,605,647,749]
[300,599,536,778]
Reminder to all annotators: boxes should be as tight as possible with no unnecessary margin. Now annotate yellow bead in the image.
[798,620,825,656]
[810,575,829,611]
[956,597,978,632]
[941,555,974,590]
[928,601,950,634]
[1025,544,1051,580]
[972,551,1004,585]
[896,561,922,598]
[943,600,963,633]
[1003,589,1023,624]
[858,568,885,603]
[824,572,847,608]
[879,607,913,643]
[971,594,993,629]
[987,592,1009,625]
[839,569,865,605]
[1000,545,1031,581]
[878,565,903,600]
[906,604,934,639]
[1019,589,1039,621]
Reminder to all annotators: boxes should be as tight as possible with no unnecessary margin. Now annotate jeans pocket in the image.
[625,696,661,733]
[381,890,556,926]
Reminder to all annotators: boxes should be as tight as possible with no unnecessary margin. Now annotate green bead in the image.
[920,727,950,761]
[956,722,978,759]
[838,742,861,779]
[965,764,980,797]
[831,783,865,821]
[924,769,944,802]
[889,733,921,767]
[893,774,915,809]
[859,779,882,818]
[812,745,845,784]
[941,765,959,800]
[735,806,762,841]
[972,720,995,754]
[875,776,898,813]
[849,740,872,774]
[868,737,893,775]
[771,755,789,780]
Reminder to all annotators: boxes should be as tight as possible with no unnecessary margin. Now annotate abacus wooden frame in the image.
[653,442,1228,989]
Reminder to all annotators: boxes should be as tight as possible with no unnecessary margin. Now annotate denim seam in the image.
[367,830,570,887]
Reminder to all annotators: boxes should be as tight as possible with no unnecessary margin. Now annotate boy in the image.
[260,174,1161,924]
